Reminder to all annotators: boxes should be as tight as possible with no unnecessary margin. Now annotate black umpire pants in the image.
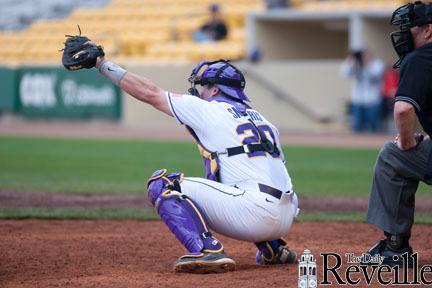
[366,138,432,235]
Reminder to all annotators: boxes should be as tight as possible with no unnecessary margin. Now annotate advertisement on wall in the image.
[17,67,121,119]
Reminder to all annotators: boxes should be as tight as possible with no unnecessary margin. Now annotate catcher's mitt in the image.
[61,26,105,70]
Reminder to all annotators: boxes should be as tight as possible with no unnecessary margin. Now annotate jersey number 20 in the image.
[236,123,279,158]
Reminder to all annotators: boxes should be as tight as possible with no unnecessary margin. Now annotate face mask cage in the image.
[390,3,415,68]
[390,1,432,68]
[187,74,203,97]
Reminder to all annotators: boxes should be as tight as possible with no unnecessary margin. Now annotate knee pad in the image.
[147,168,183,206]
[146,169,223,254]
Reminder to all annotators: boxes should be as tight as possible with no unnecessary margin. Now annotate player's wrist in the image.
[98,60,127,86]
[397,136,417,150]
[95,56,105,69]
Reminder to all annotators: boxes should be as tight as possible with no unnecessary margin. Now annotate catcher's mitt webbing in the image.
[61,26,104,70]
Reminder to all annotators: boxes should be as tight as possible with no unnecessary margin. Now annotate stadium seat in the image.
[5,0,409,65]
[0,0,265,65]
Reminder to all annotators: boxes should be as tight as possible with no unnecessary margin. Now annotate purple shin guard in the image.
[158,194,222,253]
[147,169,223,254]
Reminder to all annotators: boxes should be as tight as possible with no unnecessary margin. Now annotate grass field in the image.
[0,136,430,196]
[0,136,431,221]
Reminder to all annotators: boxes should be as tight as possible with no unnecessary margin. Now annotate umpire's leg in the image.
[366,139,432,235]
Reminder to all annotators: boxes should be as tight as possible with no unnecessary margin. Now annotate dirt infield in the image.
[1,220,431,288]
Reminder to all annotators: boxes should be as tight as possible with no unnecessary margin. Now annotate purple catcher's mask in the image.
[188,59,250,102]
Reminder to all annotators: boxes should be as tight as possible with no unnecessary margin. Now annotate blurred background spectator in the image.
[380,67,400,133]
[264,0,290,9]
[193,4,228,42]
[340,49,384,133]
[249,47,263,63]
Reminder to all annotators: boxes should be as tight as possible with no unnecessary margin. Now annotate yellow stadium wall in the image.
[123,61,351,133]
[361,18,396,65]
[253,20,349,60]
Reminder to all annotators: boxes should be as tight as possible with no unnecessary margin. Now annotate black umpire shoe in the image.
[362,239,414,268]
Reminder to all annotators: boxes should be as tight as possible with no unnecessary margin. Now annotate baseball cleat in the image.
[256,247,297,265]
[362,239,414,267]
[173,252,236,274]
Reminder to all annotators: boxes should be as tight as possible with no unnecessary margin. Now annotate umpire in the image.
[365,1,432,267]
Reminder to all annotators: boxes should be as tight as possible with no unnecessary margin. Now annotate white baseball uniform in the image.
[166,92,298,243]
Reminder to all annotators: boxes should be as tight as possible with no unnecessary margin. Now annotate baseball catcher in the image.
[61,33,299,274]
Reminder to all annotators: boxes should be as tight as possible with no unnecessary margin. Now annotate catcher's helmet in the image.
[188,60,249,102]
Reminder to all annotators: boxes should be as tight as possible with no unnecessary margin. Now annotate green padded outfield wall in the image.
[0,67,18,112]
[17,67,121,119]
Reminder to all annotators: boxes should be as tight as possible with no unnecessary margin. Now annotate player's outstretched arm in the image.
[61,33,172,116]
[96,57,171,115]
